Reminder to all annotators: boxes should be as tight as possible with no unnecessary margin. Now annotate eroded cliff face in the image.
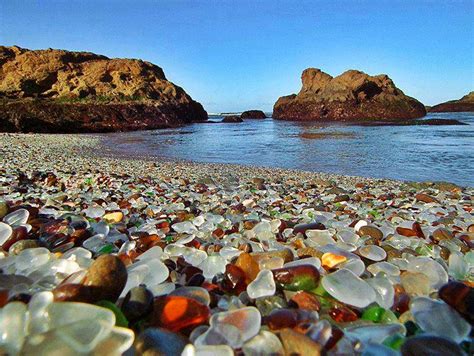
[430,92,474,112]
[273,68,426,121]
[0,46,207,132]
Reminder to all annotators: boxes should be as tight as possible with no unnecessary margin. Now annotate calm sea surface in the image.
[104,112,474,186]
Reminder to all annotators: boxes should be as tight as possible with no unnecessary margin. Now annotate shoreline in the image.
[1,131,470,190]
[0,131,472,354]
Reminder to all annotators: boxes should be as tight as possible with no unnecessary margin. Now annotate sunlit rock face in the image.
[0,46,207,132]
[430,91,474,112]
[273,68,426,121]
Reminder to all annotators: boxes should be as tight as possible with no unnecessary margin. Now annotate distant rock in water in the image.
[222,115,243,123]
[273,68,426,121]
[241,110,267,119]
[429,92,474,112]
[0,46,207,133]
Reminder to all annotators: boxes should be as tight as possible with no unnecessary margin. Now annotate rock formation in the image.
[221,115,243,123]
[429,92,474,112]
[240,110,267,119]
[0,46,207,132]
[273,68,426,121]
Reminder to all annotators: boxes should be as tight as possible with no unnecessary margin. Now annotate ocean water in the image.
[103,112,474,186]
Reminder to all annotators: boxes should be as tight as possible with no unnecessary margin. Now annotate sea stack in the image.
[240,110,267,119]
[429,92,474,112]
[0,46,208,133]
[273,68,426,121]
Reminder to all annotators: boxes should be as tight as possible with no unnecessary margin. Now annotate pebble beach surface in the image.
[0,133,473,355]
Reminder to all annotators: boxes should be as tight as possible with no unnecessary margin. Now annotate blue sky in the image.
[1,0,473,113]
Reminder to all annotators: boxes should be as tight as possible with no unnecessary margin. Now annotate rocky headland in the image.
[273,68,426,121]
[0,46,207,133]
[430,92,474,112]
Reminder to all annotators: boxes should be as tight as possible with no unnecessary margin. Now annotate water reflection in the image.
[103,112,474,186]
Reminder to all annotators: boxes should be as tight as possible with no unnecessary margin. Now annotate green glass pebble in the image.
[96,300,129,327]
[404,320,421,336]
[380,309,398,324]
[97,244,115,255]
[312,283,331,298]
[362,306,398,324]
[362,306,385,322]
[382,333,405,350]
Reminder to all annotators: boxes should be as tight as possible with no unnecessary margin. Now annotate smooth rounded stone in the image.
[130,258,170,287]
[3,208,29,226]
[410,297,471,343]
[255,296,288,316]
[322,269,376,308]
[432,228,454,242]
[400,272,431,296]
[0,201,8,219]
[83,254,128,301]
[358,226,383,240]
[0,221,13,246]
[46,301,116,330]
[358,245,387,261]
[91,221,110,236]
[448,252,469,280]
[322,252,347,268]
[27,291,54,335]
[182,344,234,356]
[258,256,284,270]
[172,221,198,234]
[183,248,208,267]
[415,193,439,204]
[438,281,474,322]
[136,245,163,261]
[134,328,187,356]
[0,301,27,355]
[340,258,365,276]
[82,234,107,252]
[15,247,51,271]
[121,285,154,322]
[242,330,284,356]
[306,230,335,247]
[102,211,124,224]
[345,323,405,345]
[406,257,448,290]
[400,335,465,356]
[272,264,320,291]
[366,276,395,309]
[284,257,321,270]
[367,262,400,277]
[276,328,322,356]
[152,296,211,332]
[289,291,321,311]
[198,255,226,279]
[8,239,40,255]
[247,269,276,299]
[52,283,95,303]
[354,220,368,232]
[148,282,176,297]
[206,307,261,348]
[251,248,294,264]
[62,247,93,260]
[83,206,105,219]
[170,287,211,306]
[22,318,134,355]
[252,221,274,241]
